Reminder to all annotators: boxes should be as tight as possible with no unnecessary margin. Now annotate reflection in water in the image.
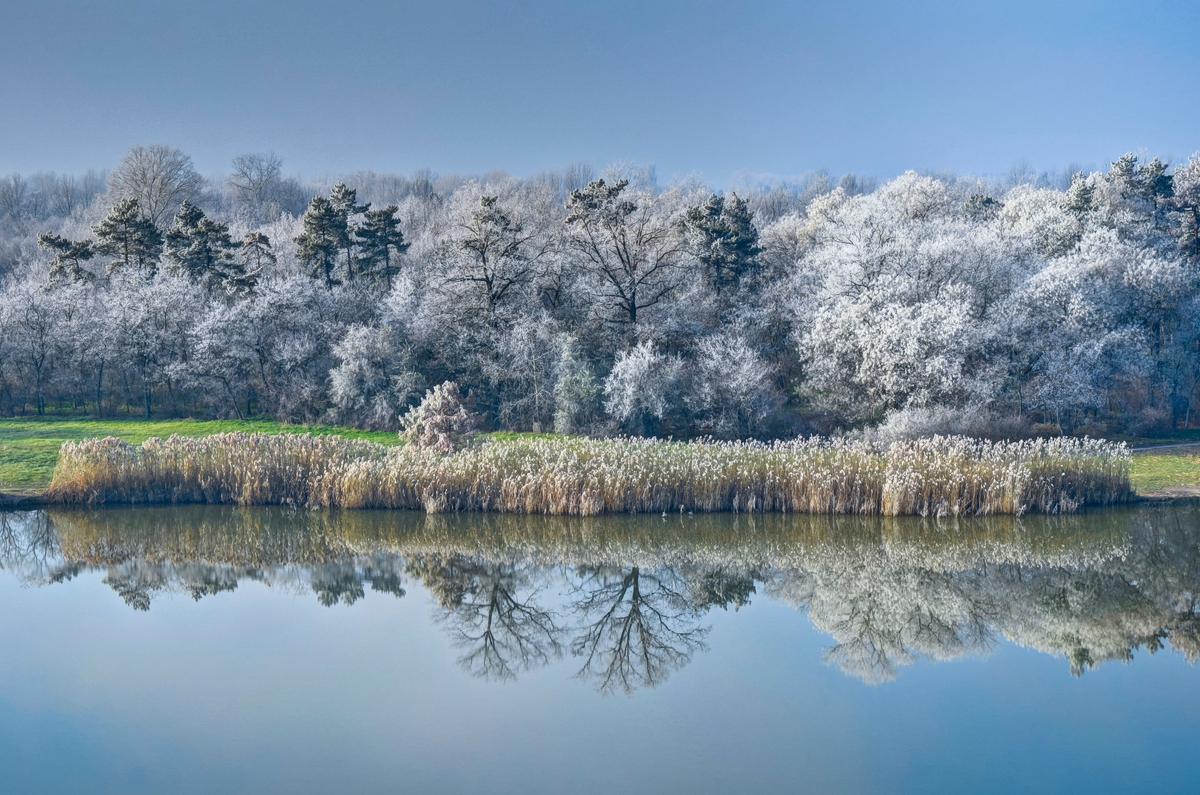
[572,565,709,693]
[1,505,1198,688]
[411,556,560,680]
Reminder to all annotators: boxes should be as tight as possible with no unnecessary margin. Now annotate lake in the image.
[1,504,1198,794]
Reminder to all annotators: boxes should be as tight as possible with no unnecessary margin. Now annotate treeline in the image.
[0,144,1198,438]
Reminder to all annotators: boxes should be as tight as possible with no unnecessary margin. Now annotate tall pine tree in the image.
[93,198,162,276]
[683,192,762,297]
[236,232,274,293]
[164,201,244,293]
[38,233,96,285]
[296,196,344,287]
[355,204,409,289]
[330,183,369,281]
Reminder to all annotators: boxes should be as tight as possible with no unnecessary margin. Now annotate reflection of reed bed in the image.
[48,433,1133,516]
[42,503,1148,573]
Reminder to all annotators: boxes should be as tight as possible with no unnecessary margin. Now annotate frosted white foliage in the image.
[687,332,781,437]
[400,381,478,454]
[328,324,422,429]
[603,341,684,432]
[4,148,1200,438]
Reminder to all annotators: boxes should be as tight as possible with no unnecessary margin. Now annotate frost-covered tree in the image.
[400,381,478,453]
[565,179,686,333]
[234,232,274,294]
[603,340,684,435]
[553,336,600,434]
[440,189,543,323]
[687,332,781,437]
[228,152,307,222]
[328,324,422,429]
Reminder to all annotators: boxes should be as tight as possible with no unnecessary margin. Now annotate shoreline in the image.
[9,490,1188,514]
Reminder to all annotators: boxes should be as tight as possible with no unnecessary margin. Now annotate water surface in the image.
[1,505,1198,793]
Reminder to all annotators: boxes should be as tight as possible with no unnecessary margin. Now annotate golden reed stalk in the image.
[47,433,1133,517]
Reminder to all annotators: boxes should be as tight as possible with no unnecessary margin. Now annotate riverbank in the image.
[0,417,400,494]
[8,417,1192,513]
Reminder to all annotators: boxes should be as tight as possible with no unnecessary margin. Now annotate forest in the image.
[1,145,1198,441]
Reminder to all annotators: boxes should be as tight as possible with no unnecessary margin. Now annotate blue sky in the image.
[1,0,1197,184]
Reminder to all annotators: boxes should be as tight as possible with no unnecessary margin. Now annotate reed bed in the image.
[47,433,1132,516]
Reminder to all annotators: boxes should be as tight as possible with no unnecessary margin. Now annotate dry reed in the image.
[47,433,1132,516]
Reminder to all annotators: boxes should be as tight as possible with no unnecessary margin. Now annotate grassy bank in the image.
[0,418,399,493]
[1130,449,1200,493]
[46,432,1131,516]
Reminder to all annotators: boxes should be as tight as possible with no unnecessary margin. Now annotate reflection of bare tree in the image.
[571,566,709,694]
[410,555,561,681]
[0,511,63,584]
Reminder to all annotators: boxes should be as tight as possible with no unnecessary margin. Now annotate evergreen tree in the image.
[683,192,762,297]
[330,183,369,280]
[354,204,409,289]
[38,233,96,285]
[93,198,162,276]
[1066,172,1095,215]
[236,232,274,293]
[296,196,343,287]
[965,193,1002,221]
[164,201,244,293]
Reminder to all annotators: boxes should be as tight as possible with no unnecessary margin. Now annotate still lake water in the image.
[1,504,1198,794]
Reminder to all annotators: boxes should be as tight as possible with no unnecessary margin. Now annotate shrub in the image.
[870,405,1030,444]
[400,381,478,454]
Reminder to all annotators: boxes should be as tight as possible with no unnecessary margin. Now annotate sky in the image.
[0,0,1197,185]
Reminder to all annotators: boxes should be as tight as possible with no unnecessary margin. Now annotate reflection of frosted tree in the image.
[682,565,756,611]
[410,555,561,681]
[102,560,170,611]
[364,553,407,599]
[571,566,709,694]
[311,562,367,607]
[766,557,1001,684]
[178,563,242,600]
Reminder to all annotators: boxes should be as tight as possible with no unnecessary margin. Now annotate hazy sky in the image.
[1,0,1197,184]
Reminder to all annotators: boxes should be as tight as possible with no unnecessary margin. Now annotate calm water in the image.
[1,505,1198,794]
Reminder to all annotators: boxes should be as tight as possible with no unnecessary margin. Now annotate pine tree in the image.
[354,204,409,289]
[1066,172,1095,215]
[330,183,369,281]
[164,201,244,292]
[38,233,96,285]
[93,198,162,276]
[236,232,274,293]
[965,193,1002,221]
[683,192,762,297]
[296,196,343,287]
